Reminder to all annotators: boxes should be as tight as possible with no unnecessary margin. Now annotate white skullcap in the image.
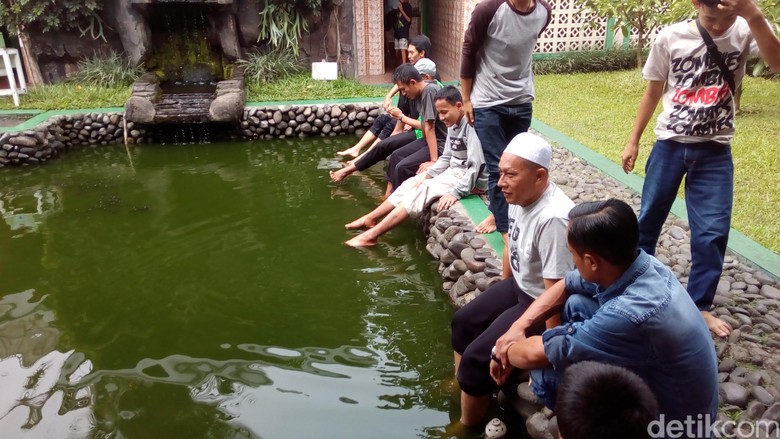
[414,58,437,77]
[503,132,552,169]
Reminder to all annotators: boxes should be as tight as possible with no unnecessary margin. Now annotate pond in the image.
[0,138,466,438]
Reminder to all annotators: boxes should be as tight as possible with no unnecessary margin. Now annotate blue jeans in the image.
[637,139,733,310]
[473,103,533,233]
[530,293,600,410]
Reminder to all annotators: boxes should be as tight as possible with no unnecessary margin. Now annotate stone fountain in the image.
[120,0,246,125]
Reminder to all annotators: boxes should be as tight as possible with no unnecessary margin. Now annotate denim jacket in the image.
[535,251,719,432]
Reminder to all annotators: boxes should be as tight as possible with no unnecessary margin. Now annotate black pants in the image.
[354,130,416,172]
[451,278,544,396]
[386,139,444,191]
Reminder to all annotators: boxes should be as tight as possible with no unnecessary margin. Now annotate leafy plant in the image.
[257,1,317,56]
[533,49,641,75]
[0,0,100,34]
[752,0,780,77]
[237,49,304,84]
[575,0,690,68]
[70,52,144,87]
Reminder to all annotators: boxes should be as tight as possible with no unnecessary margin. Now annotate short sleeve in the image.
[536,217,573,280]
[642,28,671,81]
[419,85,438,123]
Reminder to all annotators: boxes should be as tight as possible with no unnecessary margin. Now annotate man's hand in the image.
[621,143,639,174]
[463,101,475,126]
[388,106,404,120]
[490,357,514,386]
[383,97,394,112]
[416,161,435,174]
[493,321,528,369]
[719,0,763,21]
[437,194,458,211]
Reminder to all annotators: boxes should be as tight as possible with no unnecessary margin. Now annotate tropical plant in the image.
[70,52,144,87]
[257,0,321,56]
[237,48,304,84]
[575,0,690,68]
[0,0,101,34]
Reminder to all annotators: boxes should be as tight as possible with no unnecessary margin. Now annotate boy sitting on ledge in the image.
[344,86,487,247]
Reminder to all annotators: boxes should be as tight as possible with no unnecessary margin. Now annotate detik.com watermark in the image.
[648,414,779,438]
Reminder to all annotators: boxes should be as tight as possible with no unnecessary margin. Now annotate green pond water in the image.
[0,138,467,438]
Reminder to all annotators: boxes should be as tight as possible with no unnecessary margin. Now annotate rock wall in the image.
[236,103,381,140]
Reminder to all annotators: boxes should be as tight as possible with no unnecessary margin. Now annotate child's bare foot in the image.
[475,214,497,234]
[345,215,376,230]
[701,310,731,338]
[329,168,350,182]
[336,145,361,158]
[345,234,377,247]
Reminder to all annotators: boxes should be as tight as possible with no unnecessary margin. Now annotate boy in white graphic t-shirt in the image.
[621,0,780,338]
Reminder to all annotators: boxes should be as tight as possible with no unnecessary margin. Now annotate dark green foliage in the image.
[0,0,100,34]
[533,49,643,75]
[238,49,305,84]
[70,52,144,87]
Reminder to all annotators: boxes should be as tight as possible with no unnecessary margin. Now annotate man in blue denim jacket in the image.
[490,199,718,437]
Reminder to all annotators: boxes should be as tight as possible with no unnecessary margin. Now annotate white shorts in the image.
[395,38,409,50]
[388,168,464,217]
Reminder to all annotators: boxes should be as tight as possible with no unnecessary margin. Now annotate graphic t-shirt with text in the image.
[643,18,758,144]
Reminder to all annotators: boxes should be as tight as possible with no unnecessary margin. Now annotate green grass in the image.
[0,83,130,110]
[535,70,780,254]
[246,74,386,102]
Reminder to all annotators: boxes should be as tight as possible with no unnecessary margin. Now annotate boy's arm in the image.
[384,84,400,111]
[621,80,665,173]
[460,2,497,125]
[461,78,475,125]
[420,120,438,171]
[450,129,485,199]
[400,3,411,22]
[426,137,452,178]
[727,0,780,72]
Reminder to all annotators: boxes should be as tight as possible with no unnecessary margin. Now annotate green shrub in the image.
[237,49,305,85]
[533,49,642,75]
[70,52,143,87]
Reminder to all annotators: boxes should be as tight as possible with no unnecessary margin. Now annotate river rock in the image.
[720,382,750,407]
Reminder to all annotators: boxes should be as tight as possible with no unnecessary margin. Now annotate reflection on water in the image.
[0,139,463,438]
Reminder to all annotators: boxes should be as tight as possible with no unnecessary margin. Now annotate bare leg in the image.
[337,131,378,158]
[345,200,395,230]
[460,392,491,427]
[348,138,382,166]
[702,310,731,338]
[346,204,410,247]
[475,214,497,234]
[384,182,393,199]
[453,352,462,377]
[330,163,358,182]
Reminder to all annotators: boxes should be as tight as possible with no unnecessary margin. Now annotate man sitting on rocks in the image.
[329,61,444,188]
[490,199,718,437]
[556,361,658,439]
[450,132,574,429]
[344,86,487,247]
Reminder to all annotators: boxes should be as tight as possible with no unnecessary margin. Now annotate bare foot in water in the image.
[702,310,731,338]
[345,215,376,230]
[329,168,350,183]
[336,145,361,158]
[345,234,377,247]
[475,214,497,234]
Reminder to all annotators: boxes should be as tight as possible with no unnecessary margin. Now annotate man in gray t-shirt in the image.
[451,133,573,429]
[460,0,551,236]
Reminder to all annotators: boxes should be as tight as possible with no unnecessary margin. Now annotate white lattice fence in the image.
[462,0,658,54]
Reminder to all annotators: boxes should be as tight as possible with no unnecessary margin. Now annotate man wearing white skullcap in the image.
[450,132,575,428]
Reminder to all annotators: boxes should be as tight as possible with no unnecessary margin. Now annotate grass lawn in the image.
[535,70,780,254]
